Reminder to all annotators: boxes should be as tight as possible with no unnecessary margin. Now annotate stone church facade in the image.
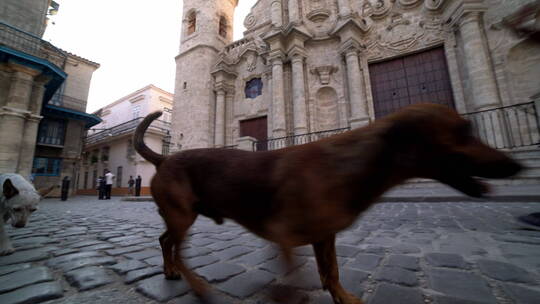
[172,0,540,153]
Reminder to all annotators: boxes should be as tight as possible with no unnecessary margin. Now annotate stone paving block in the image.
[186,255,219,269]
[390,244,421,254]
[259,257,306,275]
[427,268,496,303]
[386,255,420,271]
[109,259,148,274]
[170,293,233,304]
[340,268,369,296]
[183,246,212,258]
[502,283,540,304]
[144,256,163,266]
[65,266,113,291]
[197,262,245,282]
[97,232,124,241]
[336,245,360,257]
[374,266,418,287]
[117,237,153,247]
[293,246,314,256]
[285,263,322,290]
[69,240,104,248]
[124,249,161,260]
[12,236,54,246]
[0,281,63,304]
[206,241,235,251]
[136,274,190,302]
[346,254,382,272]
[57,256,117,271]
[234,248,278,267]
[213,245,252,261]
[105,245,145,256]
[81,243,115,251]
[0,248,51,266]
[0,266,54,293]
[125,266,164,284]
[53,248,79,257]
[369,283,423,304]
[359,245,387,255]
[189,238,214,247]
[476,259,536,283]
[0,263,31,276]
[425,253,469,269]
[46,251,102,267]
[108,235,141,243]
[217,269,275,298]
[210,233,237,241]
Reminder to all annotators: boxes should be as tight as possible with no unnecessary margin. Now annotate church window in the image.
[187,12,196,35]
[245,78,263,99]
[219,16,228,38]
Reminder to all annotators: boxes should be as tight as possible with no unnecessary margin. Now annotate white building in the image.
[77,84,173,196]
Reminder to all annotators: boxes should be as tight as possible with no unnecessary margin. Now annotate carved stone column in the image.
[291,53,308,134]
[288,0,300,24]
[337,0,352,17]
[271,0,283,28]
[342,43,369,128]
[270,52,286,137]
[0,108,26,173]
[456,12,501,110]
[214,88,226,147]
[17,115,42,177]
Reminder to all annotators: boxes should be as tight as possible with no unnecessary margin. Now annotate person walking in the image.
[104,169,115,199]
[127,176,135,196]
[61,176,70,201]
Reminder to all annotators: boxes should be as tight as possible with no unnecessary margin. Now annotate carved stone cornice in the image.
[339,39,364,57]
[443,0,487,28]
[268,50,286,64]
[288,46,307,62]
[310,65,339,85]
[331,17,371,38]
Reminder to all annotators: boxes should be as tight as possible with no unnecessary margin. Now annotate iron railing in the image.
[252,102,539,151]
[48,94,87,112]
[84,117,171,146]
[463,101,540,149]
[0,22,67,69]
[253,127,350,151]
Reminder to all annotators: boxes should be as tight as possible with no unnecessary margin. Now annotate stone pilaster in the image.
[214,88,226,147]
[290,52,308,135]
[288,0,300,24]
[6,64,39,110]
[271,0,283,28]
[341,42,369,128]
[458,12,501,110]
[270,52,287,137]
[17,114,42,177]
[0,108,26,173]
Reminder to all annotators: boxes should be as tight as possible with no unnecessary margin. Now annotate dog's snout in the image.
[13,221,26,228]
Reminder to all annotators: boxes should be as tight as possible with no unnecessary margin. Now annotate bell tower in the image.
[171,0,238,150]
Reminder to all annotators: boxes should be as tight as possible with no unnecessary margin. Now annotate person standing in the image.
[127,176,135,196]
[97,176,105,200]
[61,176,70,201]
[104,169,115,199]
[135,175,142,197]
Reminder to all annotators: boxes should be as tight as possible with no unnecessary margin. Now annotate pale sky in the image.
[44,0,253,113]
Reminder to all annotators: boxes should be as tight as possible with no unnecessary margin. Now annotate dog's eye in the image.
[13,207,23,212]
[29,208,37,212]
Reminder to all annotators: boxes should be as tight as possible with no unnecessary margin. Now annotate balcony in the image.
[0,22,67,69]
[48,93,87,112]
[84,117,171,146]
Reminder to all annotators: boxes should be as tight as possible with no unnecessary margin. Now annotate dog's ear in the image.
[3,179,20,199]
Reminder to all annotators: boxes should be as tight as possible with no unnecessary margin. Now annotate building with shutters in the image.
[172,0,540,182]
[0,0,101,196]
[78,85,173,196]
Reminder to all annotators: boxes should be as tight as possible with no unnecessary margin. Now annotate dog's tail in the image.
[134,111,166,167]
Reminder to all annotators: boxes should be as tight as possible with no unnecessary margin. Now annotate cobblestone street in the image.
[1,196,539,304]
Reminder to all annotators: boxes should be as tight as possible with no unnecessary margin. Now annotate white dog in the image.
[1,173,54,255]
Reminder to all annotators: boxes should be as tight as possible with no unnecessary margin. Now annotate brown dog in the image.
[134,103,521,304]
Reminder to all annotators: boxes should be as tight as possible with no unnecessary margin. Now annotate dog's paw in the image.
[0,246,15,256]
[335,292,364,304]
[164,267,183,280]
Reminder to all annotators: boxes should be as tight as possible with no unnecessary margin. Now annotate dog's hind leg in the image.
[313,235,364,304]
[159,230,181,280]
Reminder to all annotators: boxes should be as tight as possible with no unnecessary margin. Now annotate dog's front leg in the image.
[313,235,363,304]
[0,216,15,256]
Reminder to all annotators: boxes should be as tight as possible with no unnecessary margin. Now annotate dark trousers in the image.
[105,184,112,199]
[98,187,105,200]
